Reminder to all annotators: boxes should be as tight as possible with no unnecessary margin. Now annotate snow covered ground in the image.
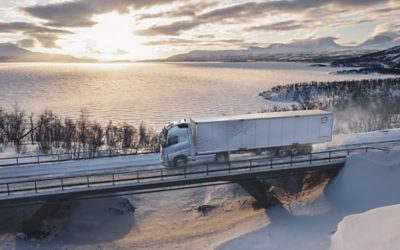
[218,149,400,249]
[317,128,400,150]
[330,204,400,250]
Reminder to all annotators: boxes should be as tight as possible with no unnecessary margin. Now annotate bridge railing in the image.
[0,149,156,167]
[0,146,387,199]
[0,138,393,168]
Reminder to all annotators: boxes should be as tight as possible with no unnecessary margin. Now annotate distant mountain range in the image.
[165,35,400,63]
[0,43,95,63]
[1,34,400,65]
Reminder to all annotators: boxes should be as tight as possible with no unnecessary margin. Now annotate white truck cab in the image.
[160,121,192,167]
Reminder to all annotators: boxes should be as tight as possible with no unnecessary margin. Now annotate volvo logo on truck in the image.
[160,110,333,167]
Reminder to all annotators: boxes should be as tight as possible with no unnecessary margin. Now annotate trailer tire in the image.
[290,147,299,155]
[303,145,312,154]
[277,148,287,157]
[215,153,229,163]
[174,156,187,168]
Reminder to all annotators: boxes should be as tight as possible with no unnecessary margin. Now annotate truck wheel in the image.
[303,145,312,154]
[215,153,228,163]
[174,156,187,168]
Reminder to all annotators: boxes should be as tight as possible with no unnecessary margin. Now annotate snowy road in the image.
[1,128,400,182]
[0,154,162,181]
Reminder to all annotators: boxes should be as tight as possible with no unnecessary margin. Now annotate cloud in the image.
[16,38,35,48]
[137,20,199,36]
[30,33,61,48]
[371,22,400,38]
[196,34,215,39]
[144,38,194,45]
[0,22,70,34]
[137,1,218,20]
[143,38,244,46]
[246,20,305,32]
[371,5,400,13]
[0,22,72,48]
[137,0,392,36]
[21,0,178,27]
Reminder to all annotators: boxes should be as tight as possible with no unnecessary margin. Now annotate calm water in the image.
[0,62,381,130]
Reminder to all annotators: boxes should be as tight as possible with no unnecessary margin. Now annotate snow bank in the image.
[219,150,400,250]
[324,128,400,148]
[326,150,400,213]
[330,204,400,250]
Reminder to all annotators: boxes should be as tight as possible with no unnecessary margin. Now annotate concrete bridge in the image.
[0,147,386,207]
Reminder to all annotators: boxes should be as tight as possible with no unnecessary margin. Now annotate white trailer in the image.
[160,110,333,167]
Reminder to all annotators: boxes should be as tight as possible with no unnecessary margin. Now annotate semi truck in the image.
[160,110,333,167]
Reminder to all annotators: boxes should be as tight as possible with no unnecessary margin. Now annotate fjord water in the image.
[0,62,374,130]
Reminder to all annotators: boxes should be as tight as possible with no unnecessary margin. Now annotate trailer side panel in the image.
[192,111,333,155]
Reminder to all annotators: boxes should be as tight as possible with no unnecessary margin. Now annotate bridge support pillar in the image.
[21,201,64,238]
[239,178,279,208]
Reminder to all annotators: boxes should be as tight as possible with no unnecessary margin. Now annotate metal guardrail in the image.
[0,148,156,167]
[0,137,395,168]
[0,146,386,199]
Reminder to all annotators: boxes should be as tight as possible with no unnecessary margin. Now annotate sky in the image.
[0,0,399,61]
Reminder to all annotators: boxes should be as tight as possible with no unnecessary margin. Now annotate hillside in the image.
[332,45,400,69]
[259,78,400,133]
[0,43,95,63]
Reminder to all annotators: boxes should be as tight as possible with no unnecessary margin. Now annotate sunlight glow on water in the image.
[0,62,383,130]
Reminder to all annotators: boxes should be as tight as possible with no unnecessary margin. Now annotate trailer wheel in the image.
[215,153,229,163]
[290,147,299,155]
[303,145,312,154]
[174,156,187,168]
[277,148,287,157]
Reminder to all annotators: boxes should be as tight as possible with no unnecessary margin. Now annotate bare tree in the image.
[63,117,76,153]
[4,104,30,152]
[105,121,120,150]
[148,128,160,153]
[0,107,5,144]
[138,122,149,151]
[35,109,54,152]
[120,123,137,152]
[87,121,104,153]
[0,105,163,154]
[29,113,34,145]
[77,108,90,152]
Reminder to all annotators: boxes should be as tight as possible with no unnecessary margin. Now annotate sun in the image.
[58,11,154,61]
[89,13,135,54]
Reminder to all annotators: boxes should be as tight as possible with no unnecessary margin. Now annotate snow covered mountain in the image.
[0,43,29,57]
[332,45,400,69]
[166,36,400,62]
[357,35,400,51]
[0,43,95,62]
[359,35,394,47]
